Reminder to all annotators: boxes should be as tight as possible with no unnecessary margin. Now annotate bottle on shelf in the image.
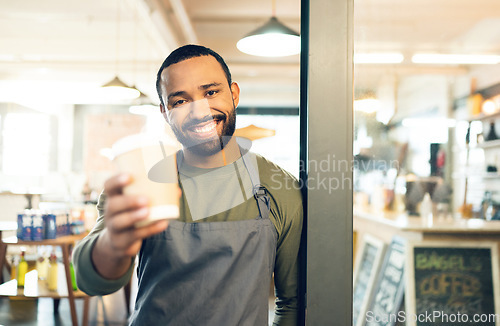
[47,252,58,291]
[69,261,77,291]
[36,252,48,280]
[420,192,433,225]
[69,248,78,291]
[486,121,498,141]
[10,256,17,281]
[17,250,28,288]
[480,191,494,220]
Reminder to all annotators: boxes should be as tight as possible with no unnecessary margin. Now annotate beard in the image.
[170,106,236,157]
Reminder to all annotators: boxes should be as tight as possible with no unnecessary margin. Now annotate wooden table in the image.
[0,233,90,326]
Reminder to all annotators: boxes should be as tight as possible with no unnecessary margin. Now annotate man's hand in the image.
[92,173,169,280]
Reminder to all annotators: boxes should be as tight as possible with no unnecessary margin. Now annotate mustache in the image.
[183,114,226,129]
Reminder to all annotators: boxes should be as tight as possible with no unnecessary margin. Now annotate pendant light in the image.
[102,76,140,100]
[101,0,140,101]
[237,0,300,57]
[129,4,157,115]
[129,89,159,115]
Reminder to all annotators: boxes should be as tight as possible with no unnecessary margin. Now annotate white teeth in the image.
[193,121,216,133]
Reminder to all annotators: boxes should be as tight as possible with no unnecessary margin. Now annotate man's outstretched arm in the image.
[73,173,168,295]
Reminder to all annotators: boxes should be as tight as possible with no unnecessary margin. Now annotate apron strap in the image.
[176,150,183,172]
[240,145,271,220]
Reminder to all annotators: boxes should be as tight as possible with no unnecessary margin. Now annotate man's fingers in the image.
[101,174,173,258]
[104,173,132,197]
[108,220,169,257]
[107,207,150,231]
[106,194,149,219]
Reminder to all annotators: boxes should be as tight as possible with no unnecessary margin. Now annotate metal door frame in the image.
[300,0,354,324]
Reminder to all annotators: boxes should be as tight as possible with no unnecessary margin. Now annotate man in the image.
[73,44,303,326]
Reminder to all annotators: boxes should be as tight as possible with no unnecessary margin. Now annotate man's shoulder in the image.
[252,153,302,204]
[253,153,295,179]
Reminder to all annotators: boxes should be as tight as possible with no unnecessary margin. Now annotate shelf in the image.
[0,266,87,299]
[477,139,500,149]
[0,222,17,232]
[0,231,90,325]
[469,111,500,122]
[452,172,500,179]
[2,233,88,246]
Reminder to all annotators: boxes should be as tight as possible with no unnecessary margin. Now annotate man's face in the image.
[159,56,239,156]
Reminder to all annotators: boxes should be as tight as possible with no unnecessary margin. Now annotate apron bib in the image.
[130,148,277,326]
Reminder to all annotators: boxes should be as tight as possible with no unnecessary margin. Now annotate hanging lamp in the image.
[129,88,159,115]
[102,76,140,100]
[101,0,140,101]
[237,0,300,57]
[128,7,157,115]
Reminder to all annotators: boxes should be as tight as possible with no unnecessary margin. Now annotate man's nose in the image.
[189,99,210,120]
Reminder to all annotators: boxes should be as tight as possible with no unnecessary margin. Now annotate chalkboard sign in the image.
[353,235,386,326]
[364,236,406,326]
[406,242,500,326]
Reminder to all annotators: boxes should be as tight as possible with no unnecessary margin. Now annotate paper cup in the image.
[111,133,180,227]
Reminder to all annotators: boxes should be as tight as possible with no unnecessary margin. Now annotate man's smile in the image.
[184,114,225,140]
[188,120,219,138]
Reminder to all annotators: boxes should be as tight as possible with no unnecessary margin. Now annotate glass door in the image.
[353,1,500,325]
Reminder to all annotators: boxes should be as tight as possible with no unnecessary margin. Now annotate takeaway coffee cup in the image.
[111,133,180,227]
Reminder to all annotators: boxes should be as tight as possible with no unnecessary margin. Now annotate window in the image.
[237,114,300,178]
[2,113,51,176]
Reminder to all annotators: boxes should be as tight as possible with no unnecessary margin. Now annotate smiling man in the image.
[159,48,240,165]
[73,45,303,326]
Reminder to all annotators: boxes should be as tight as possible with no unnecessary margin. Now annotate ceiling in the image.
[0,0,499,110]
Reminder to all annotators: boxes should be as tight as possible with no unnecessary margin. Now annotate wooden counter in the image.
[354,207,500,243]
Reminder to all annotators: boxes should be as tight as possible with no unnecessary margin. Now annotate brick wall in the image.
[84,113,146,176]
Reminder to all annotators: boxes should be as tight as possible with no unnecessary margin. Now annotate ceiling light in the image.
[482,99,498,115]
[101,76,141,100]
[237,17,300,57]
[237,0,300,57]
[354,53,404,64]
[0,54,16,61]
[412,54,500,65]
[100,0,140,101]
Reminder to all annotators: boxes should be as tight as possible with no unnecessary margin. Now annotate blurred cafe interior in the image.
[0,0,500,324]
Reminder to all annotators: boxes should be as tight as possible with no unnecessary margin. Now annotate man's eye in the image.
[172,99,186,107]
[206,90,218,96]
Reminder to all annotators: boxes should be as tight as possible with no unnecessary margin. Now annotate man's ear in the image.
[160,104,169,122]
[230,82,240,108]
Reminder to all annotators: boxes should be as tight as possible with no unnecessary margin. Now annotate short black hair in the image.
[156,44,232,108]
